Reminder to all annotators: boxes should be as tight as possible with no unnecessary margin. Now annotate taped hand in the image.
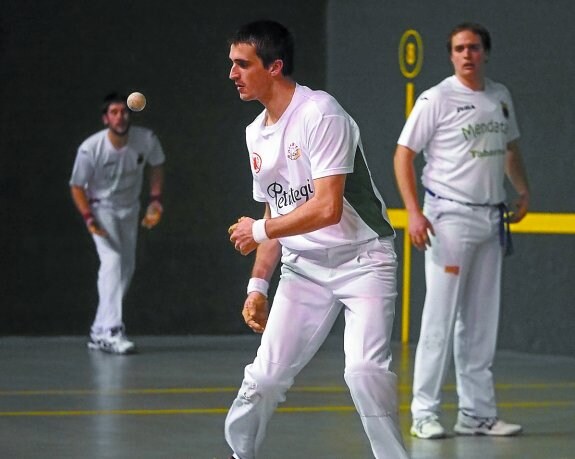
[142,201,163,229]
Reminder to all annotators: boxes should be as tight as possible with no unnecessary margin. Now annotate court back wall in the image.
[1,1,573,357]
[325,0,575,356]
[0,1,327,335]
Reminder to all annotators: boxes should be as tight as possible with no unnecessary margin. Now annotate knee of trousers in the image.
[238,364,292,406]
[344,362,398,417]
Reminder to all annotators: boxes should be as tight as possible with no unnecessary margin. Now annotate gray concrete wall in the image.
[2,0,574,357]
[326,0,575,355]
[0,0,327,335]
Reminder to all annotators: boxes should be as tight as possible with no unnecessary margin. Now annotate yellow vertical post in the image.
[398,30,423,344]
[405,82,414,119]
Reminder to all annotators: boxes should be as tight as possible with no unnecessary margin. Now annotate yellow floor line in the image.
[1,382,574,397]
[1,400,574,417]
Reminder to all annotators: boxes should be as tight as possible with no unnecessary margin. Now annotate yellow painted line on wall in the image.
[388,209,575,234]
[510,212,575,234]
[387,209,575,343]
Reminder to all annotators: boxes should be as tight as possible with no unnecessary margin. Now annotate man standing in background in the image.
[70,92,165,354]
[394,22,529,439]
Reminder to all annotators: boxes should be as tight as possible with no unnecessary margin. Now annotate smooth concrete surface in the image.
[1,335,574,458]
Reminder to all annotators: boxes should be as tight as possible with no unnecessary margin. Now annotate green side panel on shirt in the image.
[344,148,395,237]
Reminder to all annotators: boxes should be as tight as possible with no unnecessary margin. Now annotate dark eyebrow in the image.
[231,58,250,67]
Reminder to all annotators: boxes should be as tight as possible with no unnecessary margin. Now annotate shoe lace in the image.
[462,411,497,429]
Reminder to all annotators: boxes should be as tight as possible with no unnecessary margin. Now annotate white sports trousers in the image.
[225,237,408,459]
[411,195,502,419]
[90,204,139,334]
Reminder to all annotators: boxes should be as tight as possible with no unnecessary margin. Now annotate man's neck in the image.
[108,130,129,149]
[263,80,296,126]
[456,74,485,91]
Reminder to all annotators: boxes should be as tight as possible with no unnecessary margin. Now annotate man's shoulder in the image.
[295,85,345,118]
[421,76,455,99]
[485,78,512,96]
[130,125,156,139]
[78,129,107,151]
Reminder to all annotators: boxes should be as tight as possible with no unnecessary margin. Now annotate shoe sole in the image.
[454,426,522,436]
[87,341,136,355]
[410,428,446,439]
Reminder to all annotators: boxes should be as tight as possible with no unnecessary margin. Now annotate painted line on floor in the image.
[1,382,574,397]
[0,400,573,417]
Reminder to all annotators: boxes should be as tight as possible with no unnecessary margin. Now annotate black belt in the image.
[425,188,513,256]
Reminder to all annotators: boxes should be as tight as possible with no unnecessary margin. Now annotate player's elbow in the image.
[319,201,344,226]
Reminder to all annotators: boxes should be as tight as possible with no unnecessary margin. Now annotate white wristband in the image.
[247,277,269,298]
[252,219,269,243]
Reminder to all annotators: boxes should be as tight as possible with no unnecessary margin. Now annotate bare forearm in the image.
[70,186,91,215]
[505,142,529,196]
[393,145,421,212]
[251,239,282,281]
[149,164,164,196]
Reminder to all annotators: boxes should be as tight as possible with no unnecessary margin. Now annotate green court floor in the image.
[1,335,573,458]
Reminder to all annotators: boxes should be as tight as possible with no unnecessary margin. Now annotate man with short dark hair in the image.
[394,22,529,439]
[225,20,408,459]
[70,92,165,354]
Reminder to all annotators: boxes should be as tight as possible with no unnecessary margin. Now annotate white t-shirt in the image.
[398,76,519,204]
[70,126,165,208]
[246,84,394,251]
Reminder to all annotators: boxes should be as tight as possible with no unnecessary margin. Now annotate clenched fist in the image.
[242,292,268,333]
[142,201,163,229]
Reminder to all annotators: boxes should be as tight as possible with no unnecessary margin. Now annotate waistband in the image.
[425,188,513,256]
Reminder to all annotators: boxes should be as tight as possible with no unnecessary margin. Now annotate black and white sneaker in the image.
[88,327,136,355]
[454,411,522,436]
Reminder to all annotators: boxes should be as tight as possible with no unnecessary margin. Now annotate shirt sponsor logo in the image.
[251,152,262,173]
[461,120,508,141]
[286,142,301,160]
[470,148,506,159]
[267,179,314,214]
[456,104,476,113]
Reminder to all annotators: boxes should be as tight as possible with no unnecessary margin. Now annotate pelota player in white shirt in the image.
[394,23,530,439]
[225,20,408,459]
[70,93,165,354]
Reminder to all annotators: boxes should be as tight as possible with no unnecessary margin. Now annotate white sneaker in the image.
[454,411,522,436]
[88,328,136,355]
[410,415,446,439]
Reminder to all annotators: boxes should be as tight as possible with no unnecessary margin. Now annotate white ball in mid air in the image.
[127,92,146,112]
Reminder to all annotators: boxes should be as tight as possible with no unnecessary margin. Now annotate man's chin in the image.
[112,125,130,136]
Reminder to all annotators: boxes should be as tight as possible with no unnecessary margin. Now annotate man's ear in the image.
[102,114,109,126]
[269,59,284,77]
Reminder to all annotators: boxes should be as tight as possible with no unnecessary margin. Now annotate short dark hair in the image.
[229,20,294,76]
[101,92,127,114]
[447,22,491,54]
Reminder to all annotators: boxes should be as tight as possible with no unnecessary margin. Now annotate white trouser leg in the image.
[90,206,138,333]
[412,198,501,421]
[411,254,461,419]
[339,238,407,459]
[454,222,501,418]
[225,268,341,459]
[226,238,406,459]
